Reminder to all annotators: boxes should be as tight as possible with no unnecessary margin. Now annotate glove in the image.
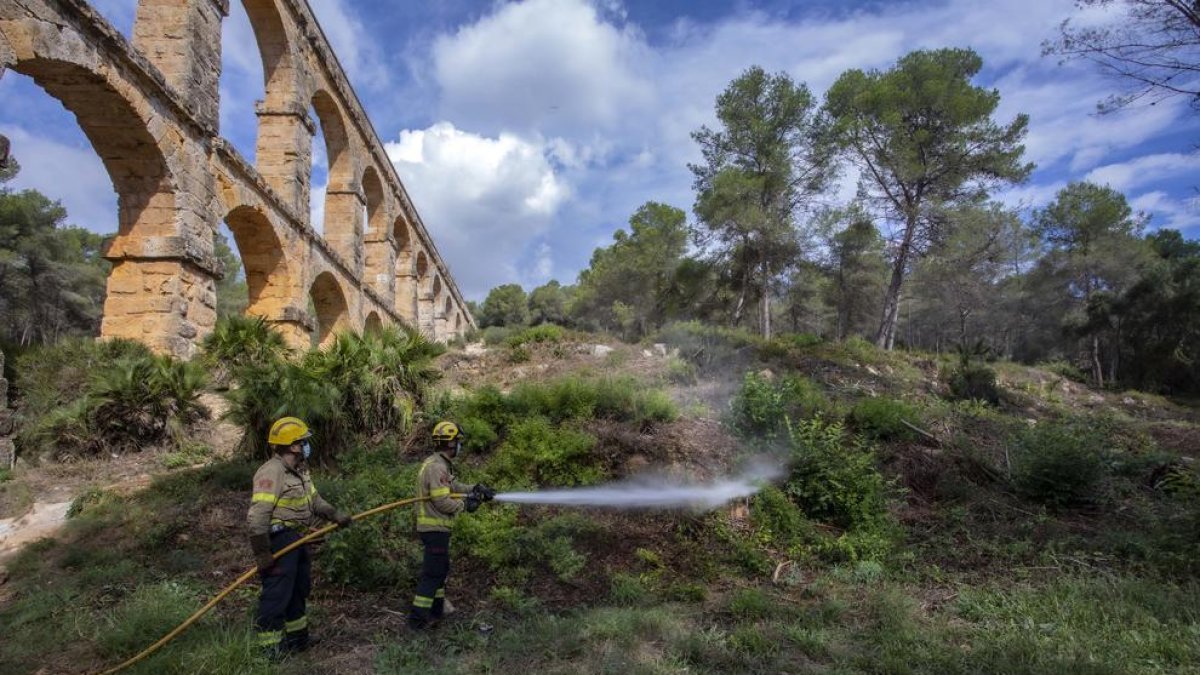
[333,510,353,528]
[473,483,497,502]
[464,495,481,513]
[250,534,276,573]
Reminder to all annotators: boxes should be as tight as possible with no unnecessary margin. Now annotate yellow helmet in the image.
[268,417,311,446]
[431,421,462,442]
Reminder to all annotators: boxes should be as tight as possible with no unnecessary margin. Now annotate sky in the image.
[1,0,1198,300]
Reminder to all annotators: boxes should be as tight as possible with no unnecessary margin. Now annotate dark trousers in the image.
[409,531,451,626]
[255,529,311,649]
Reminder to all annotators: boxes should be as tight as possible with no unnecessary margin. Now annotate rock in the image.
[1089,394,1105,404]
[1122,397,1136,405]
[642,349,653,358]
[866,366,881,376]
[757,368,776,381]
[653,343,669,357]
[591,344,614,357]
[464,342,488,356]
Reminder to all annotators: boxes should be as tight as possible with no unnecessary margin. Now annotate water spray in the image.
[493,459,784,511]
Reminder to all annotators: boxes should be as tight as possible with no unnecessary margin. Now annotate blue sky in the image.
[2,0,1198,299]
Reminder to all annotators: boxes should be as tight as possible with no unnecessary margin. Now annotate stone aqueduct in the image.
[0,0,475,356]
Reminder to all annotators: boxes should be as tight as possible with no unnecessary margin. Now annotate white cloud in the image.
[1085,153,1200,194]
[1130,191,1200,233]
[0,125,116,233]
[385,122,568,296]
[432,0,653,136]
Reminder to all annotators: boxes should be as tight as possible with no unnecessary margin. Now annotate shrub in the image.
[751,486,813,551]
[200,315,290,387]
[505,324,566,347]
[730,372,828,440]
[1039,360,1088,383]
[506,376,677,426]
[18,346,208,458]
[784,418,892,536]
[223,325,442,460]
[655,321,762,373]
[849,397,920,441]
[486,417,602,488]
[14,338,151,415]
[949,363,1001,405]
[481,325,518,346]
[507,344,531,363]
[1012,423,1107,506]
[665,355,698,385]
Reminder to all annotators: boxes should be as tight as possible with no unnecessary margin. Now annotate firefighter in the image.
[409,421,495,630]
[247,417,353,658]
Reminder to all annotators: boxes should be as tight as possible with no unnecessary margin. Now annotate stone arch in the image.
[415,250,434,335]
[364,311,383,334]
[224,204,293,316]
[311,90,361,270]
[455,312,463,333]
[243,0,310,210]
[443,295,453,316]
[4,54,194,353]
[433,274,443,300]
[393,218,416,321]
[309,271,349,347]
[361,165,385,234]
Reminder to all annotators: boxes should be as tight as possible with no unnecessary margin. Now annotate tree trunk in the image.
[760,258,772,339]
[1092,334,1104,389]
[875,214,917,351]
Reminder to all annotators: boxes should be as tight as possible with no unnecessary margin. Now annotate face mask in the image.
[300,440,312,461]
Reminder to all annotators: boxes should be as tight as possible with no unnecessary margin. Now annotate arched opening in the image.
[364,311,383,334]
[228,0,307,210]
[393,216,416,320]
[309,271,349,348]
[455,312,463,333]
[311,90,360,269]
[5,56,190,353]
[361,165,394,299]
[433,275,443,301]
[444,295,453,317]
[415,250,433,334]
[224,205,291,317]
[362,165,385,234]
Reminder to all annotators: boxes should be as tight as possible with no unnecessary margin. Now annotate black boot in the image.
[283,627,311,653]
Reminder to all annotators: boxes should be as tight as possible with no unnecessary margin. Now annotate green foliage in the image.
[199,315,289,386]
[730,371,828,440]
[571,202,690,340]
[665,354,697,384]
[213,232,248,320]
[490,375,677,427]
[784,417,895,558]
[528,279,572,326]
[948,363,1001,405]
[485,417,602,488]
[1039,360,1087,383]
[825,48,1032,349]
[692,67,835,338]
[0,186,109,345]
[655,320,762,372]
[97,581,201,658]
[17,341,208,457]
[222,325,441,460]
[505,323,566,347]
[1012,422,1107,507]
[479,283,530,328]
[454,506,594,584]
[849,397,920,441]
[751,485,814,551]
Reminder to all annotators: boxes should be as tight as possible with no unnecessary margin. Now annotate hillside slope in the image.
[1,328,1198,674]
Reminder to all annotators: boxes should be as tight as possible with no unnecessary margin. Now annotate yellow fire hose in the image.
[97,492,465,675]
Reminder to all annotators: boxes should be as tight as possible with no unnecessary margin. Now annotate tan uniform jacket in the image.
[246,456,336,536]
[415,452,471,533]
